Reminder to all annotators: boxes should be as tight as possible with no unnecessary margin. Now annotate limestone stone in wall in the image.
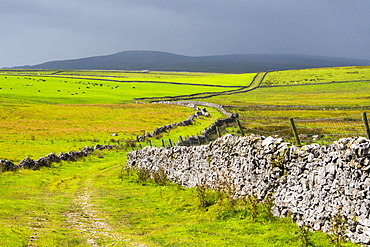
[273,137,370,244]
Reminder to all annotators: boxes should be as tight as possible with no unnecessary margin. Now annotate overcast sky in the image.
[1,0,370,68]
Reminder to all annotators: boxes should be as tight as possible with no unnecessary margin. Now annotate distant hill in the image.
[17,50,370,73]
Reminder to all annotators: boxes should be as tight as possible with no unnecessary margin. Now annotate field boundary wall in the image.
[127,134,370,245]
[0,144,117,172]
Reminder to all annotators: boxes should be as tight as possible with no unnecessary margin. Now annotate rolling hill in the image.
[16,50,370,73]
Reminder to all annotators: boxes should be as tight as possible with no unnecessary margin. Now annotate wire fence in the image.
[131,112,370,150]
[239,112,370,145]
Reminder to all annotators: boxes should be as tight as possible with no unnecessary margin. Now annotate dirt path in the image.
[66,187,124,246]
[65,167,148,247]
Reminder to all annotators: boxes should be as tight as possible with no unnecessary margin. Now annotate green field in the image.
[262,66,370,86]
[1,67,368,246]
[0,75,236,104]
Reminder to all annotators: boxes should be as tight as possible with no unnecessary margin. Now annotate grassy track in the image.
[0,151,146,246]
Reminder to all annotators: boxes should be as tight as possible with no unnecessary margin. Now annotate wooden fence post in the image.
[363,112,370,139]
[168,139,173,147]
[197,135,201,145]
[216,126,221,138]
[237,119,245,136]
[179,135,185,146]
[204,133,210,142]
[290,118,301,146]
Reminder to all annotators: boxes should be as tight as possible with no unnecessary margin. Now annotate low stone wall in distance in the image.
[0,144,117,172]
[126,134,370,245]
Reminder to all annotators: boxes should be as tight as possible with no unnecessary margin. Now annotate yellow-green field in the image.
[0,102,197,161]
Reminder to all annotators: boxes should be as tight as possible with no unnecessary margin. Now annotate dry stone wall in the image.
[139,101,238,145]
[137,107,210,142]
[0,144,117,172]
[126,134,370,245]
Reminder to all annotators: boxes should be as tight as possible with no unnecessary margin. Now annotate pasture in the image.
[0,74,234,104]
[262,66,370,86]
[0,67,368,246]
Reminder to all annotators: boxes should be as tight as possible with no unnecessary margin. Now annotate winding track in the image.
[23,162,148,247]
[134,72,267,103]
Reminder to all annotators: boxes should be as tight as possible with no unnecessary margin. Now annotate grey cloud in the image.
[1,0,370,67]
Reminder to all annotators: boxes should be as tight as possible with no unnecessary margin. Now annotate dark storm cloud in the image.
[1,0,370,67]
